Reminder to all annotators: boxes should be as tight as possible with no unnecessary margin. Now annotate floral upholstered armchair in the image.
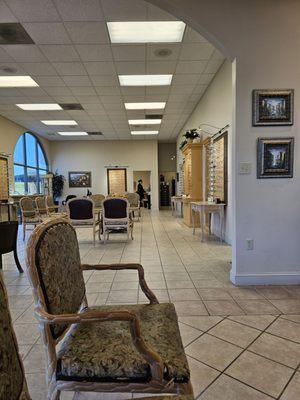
[26,218,193,400]
[0,274,31,400]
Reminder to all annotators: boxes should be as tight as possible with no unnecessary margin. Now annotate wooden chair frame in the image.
[20,196,41,241]
[125,192,141,221]
[67,197,100,245]
[102,197,133,243]
[26,218,193,400]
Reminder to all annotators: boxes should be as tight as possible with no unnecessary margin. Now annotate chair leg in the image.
[0,254,2,270]
[13,249,23,273]
[48,388,60,400]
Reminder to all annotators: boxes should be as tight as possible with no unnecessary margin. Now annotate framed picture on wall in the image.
[68,171,91,187]
[257,137,294,178]
[252,89,294,126]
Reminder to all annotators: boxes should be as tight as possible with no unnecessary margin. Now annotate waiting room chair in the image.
[62,194,76,206]
[90,194,105,209]
[0,221,23,273]
[125,192,141,220]
[20,196,41,241]
[102,197,133,243]
[26,218,193,400]
[67,197,100,245]
[0,273,31,399]
[35,196,49,219]
[46,196,67,218]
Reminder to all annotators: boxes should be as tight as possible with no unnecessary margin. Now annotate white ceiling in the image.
[0,0,225,141]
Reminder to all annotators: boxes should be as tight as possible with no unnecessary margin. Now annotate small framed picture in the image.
[68,171,91,187]
[257,137,294,178]
[252,89,294,126]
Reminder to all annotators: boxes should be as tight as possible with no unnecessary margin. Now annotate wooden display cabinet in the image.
[181,142,204,227]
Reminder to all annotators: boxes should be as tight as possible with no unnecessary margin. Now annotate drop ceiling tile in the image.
[103,103,125,111]
[112,45,146,61]
[193,84,208,95]
[147,44,181,61]
[75,95,99,103]
[0,48,15,62]
[169,85,195,94]
[35,76,66,86]
[120,87,145,96]
[64,22,109,44]
[176,60,207,74]
[90,75,119,86]
[7,0,60,22]
[94,86,121,95]
[198,74,215,84]
[172,74,200,85]
[204,59,224,74]
[2,45,48,62]
[43,86,73,95]
[121,95,146,102]
[18,87,48,96]
[146,3,177,21]
[0,62,26,75]
[39,45,80,62]
[0,96,28,104]
[83,103,106,111]
[114,61,146,74]
[84,62,115,75]
[101,0,147,20]
[0,1,17,22]
[146,61,176,74]
[76,44,113,61]
[144,94,168,101]
[69,86,96,95]
[180,43,214,60]
[100,96,123,105]
[183,26,208,43]
[22,23,71,44]
[19,62,58,76]
[50,95,78,103]
[53,0,104,21]
[52,62,87,75]
[145,86,170,95]
[61,75,92,86]
[211,49,225,60]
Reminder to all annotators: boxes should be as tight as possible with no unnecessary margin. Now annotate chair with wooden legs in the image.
[26,218,193,400]
[0,273,31,399]
[125,192,141,220]
[102,197,133,243]
[20,196,41,241]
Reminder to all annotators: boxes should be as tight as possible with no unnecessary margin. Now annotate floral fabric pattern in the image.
[57,303,189,383]
[36,223,85,338]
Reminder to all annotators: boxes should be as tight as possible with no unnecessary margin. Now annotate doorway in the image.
[107,168,127,195]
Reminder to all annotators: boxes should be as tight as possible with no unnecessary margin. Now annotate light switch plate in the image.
[239,162,252,174]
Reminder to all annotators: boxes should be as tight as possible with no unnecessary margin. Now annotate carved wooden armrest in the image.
[81,263,159,304]
[35,307,164,383]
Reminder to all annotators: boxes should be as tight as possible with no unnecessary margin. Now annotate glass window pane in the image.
[14,164,25,195]
[38,144,47,170]
[14,135,24,164]
[27,168,38,195]
[25,133,37,168]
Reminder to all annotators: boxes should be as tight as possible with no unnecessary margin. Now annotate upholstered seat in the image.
[0,275,31,400]
[57,303,189,383]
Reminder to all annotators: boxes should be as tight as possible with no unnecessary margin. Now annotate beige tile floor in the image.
[1,210,300,399]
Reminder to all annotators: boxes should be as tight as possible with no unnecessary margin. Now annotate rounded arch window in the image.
[13,132,49,195]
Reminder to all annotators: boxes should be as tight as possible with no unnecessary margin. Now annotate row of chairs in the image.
[0,217,194,399]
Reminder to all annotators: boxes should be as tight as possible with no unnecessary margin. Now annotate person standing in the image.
[137,179,145,204]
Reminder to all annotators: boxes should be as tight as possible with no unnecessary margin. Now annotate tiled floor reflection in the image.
[1,210,299,399]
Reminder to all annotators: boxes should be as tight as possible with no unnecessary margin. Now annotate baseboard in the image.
[230,271,300,285]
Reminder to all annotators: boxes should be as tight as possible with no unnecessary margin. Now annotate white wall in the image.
[148,0,300,285]
[176,60,233,243]
[50,140,159,209]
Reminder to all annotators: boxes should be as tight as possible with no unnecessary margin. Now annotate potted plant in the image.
[51,172,65,204]
[183,128,199,143]
[179,139,187,150]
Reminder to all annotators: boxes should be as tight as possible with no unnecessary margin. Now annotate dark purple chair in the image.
[0,221,23,273]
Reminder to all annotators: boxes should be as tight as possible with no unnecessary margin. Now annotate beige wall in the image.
[50,140,159,209]
[158,143,176,172]
[176,60,232,243]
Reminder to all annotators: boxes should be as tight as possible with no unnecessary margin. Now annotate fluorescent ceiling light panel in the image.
[119,74,172,86]
[16,103,62,110]
[58,132,88,136]
[131,131,159,135]
[107,21,186,43]
[0,76,38,87]
[41,120,78,126]
[125,102,166,110]
[129,119,161,125]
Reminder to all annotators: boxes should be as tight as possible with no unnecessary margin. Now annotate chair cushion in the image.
[56,303,189,384]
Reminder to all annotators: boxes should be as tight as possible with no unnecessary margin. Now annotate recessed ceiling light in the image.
[16,103,62,111]
[58,132,88,136]
[119,75,172,86]
[131,131,159,135]
[41,120,78,126]
[125,102,166,110]
[107,21,186,43]
[128,119,161,125]
[0,76,38,87]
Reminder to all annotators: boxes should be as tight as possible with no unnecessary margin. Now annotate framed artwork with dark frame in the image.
[68,171,91,188]
[257,137,294,179]
[252,89,294,126]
